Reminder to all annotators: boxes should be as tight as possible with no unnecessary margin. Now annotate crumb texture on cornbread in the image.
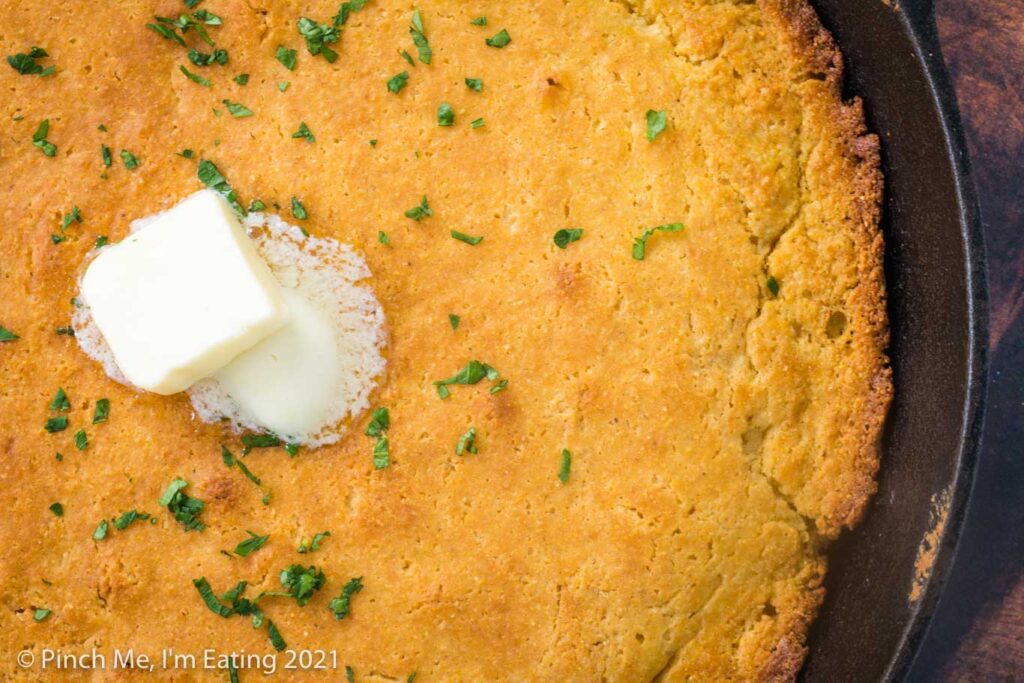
[0,0,888,680]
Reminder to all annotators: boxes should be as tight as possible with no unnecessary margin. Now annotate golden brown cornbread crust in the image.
[0,1,889,681]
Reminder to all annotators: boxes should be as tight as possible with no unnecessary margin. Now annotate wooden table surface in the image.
[903,1,1024,680]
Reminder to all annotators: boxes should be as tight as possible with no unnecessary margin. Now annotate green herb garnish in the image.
[188,48,228,66]
[120,150,140,169]
[112,510,151,530]
[437,102,454,127]
[387,71,409,93]
[33,608,52,622]
[291,196,308,220]
[248,198,266,212]
[241,432,281,453]
[147,22,186,47]
[631,222,683,260]
[159,477,206,532]
[470,117,485,129]
[400,49,415,66]
[334,0,370,26]
[378,230,389,245]
[44,417,68,433]
[73,429,88,451]
[222,99,253,118]
[465,77,483,92]
[559,448,571,483]
[372,436,390,469]
[193,577,233,617]
[404,196,431,221]
[279,564,326,606]
[235,530,270,557]
[409,10,431,64]
[49,502,63,517]
[7,46,54,76]
[234,73,249,85]
[329,577,364,620]
[49,388,71,412]
[267,619,287,651]
[485,29,511,48]
[448,314,459,330]
[291,121,315,142]
[645,109,667,142]
[433,359,502,399]
[179,65,211,87]
[470,16,487,26]
[455,427,477,455]
[92,398,110,424]
[298,17,340,62]
[450,230,482,245]
[0,327,19,342]
[365,407,390,437]
[767,275,780,297]
[32,119,57,157]
[197,159,245,216]
[298,531,330,553]
[93,519,109,540]
[275,45,297,70]
[553,228,583,249]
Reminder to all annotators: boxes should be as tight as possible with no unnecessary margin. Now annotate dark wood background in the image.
[903,1,1024,680]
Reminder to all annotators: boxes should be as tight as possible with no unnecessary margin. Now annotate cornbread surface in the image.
[0,0,889,680]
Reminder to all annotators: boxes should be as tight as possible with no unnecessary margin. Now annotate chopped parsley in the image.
[234,73,249,85]
[49,388,71,412]
[291,196,308,220]
[631,222,683,260]
[372,435,390,470]
[767,275,780,297]
[221,446,262,485]
[7,46,54,76]
[44,417,68,433]
[404,195,431,221]
[93,398,110,424]
[279,564,326,606]
[73,429,88,451]
[275,45,297,70]
[553,228,584,249]
[179,64,211,87]
[193,577,233,617]
[400,49,415,66]
[455,427,477,455]
[486,29,511,48]
[0,327,19,342]
[433,360,502,399]
[248,198,266,212]
[465,77,483,92]
[267,619,287,651]
[347,667,355,683]
[147,22,186,47]
[471,117,485,129]
[234,530,270,557]
[329,577,364,620]
[645,109,668,142]
[56,325,75,335]
[365,407,390,437]
[387,71,409,93]
[93,519,109,540]
[101,145,114,169]
[112,509,151,530]
[95,236,109,248]
[559,448,571,483]
[409,10,431,64]
[448,314,459,330]
[298,17,340,62]
[451,230,482,245]
[334,0,370,26]
[120,150,140,169]
[222,99,253,118]
[378,230,389,245]
[298,530,330,553]
[188,48,228,66]
[241,432,281,453]
[33,608,52,622]
[437,102,455,127]
[49,502,63,517]
[32,119,57,157]
[470,16,487,26]
[278,80,290,92]
[159,477,206,532]
[61,206,82,231]
[197,159,245,216]
[291,122,315,142]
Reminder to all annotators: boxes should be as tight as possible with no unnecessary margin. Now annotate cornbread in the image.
[0,0,890,680]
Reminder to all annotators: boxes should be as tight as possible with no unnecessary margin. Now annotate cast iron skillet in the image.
[798,0,988,680]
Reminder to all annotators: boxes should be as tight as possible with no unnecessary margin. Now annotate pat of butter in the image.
[80,190,289,395]
[213,289,342,438]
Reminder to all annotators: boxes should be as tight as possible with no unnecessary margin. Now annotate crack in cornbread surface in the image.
[0,0,889,680]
